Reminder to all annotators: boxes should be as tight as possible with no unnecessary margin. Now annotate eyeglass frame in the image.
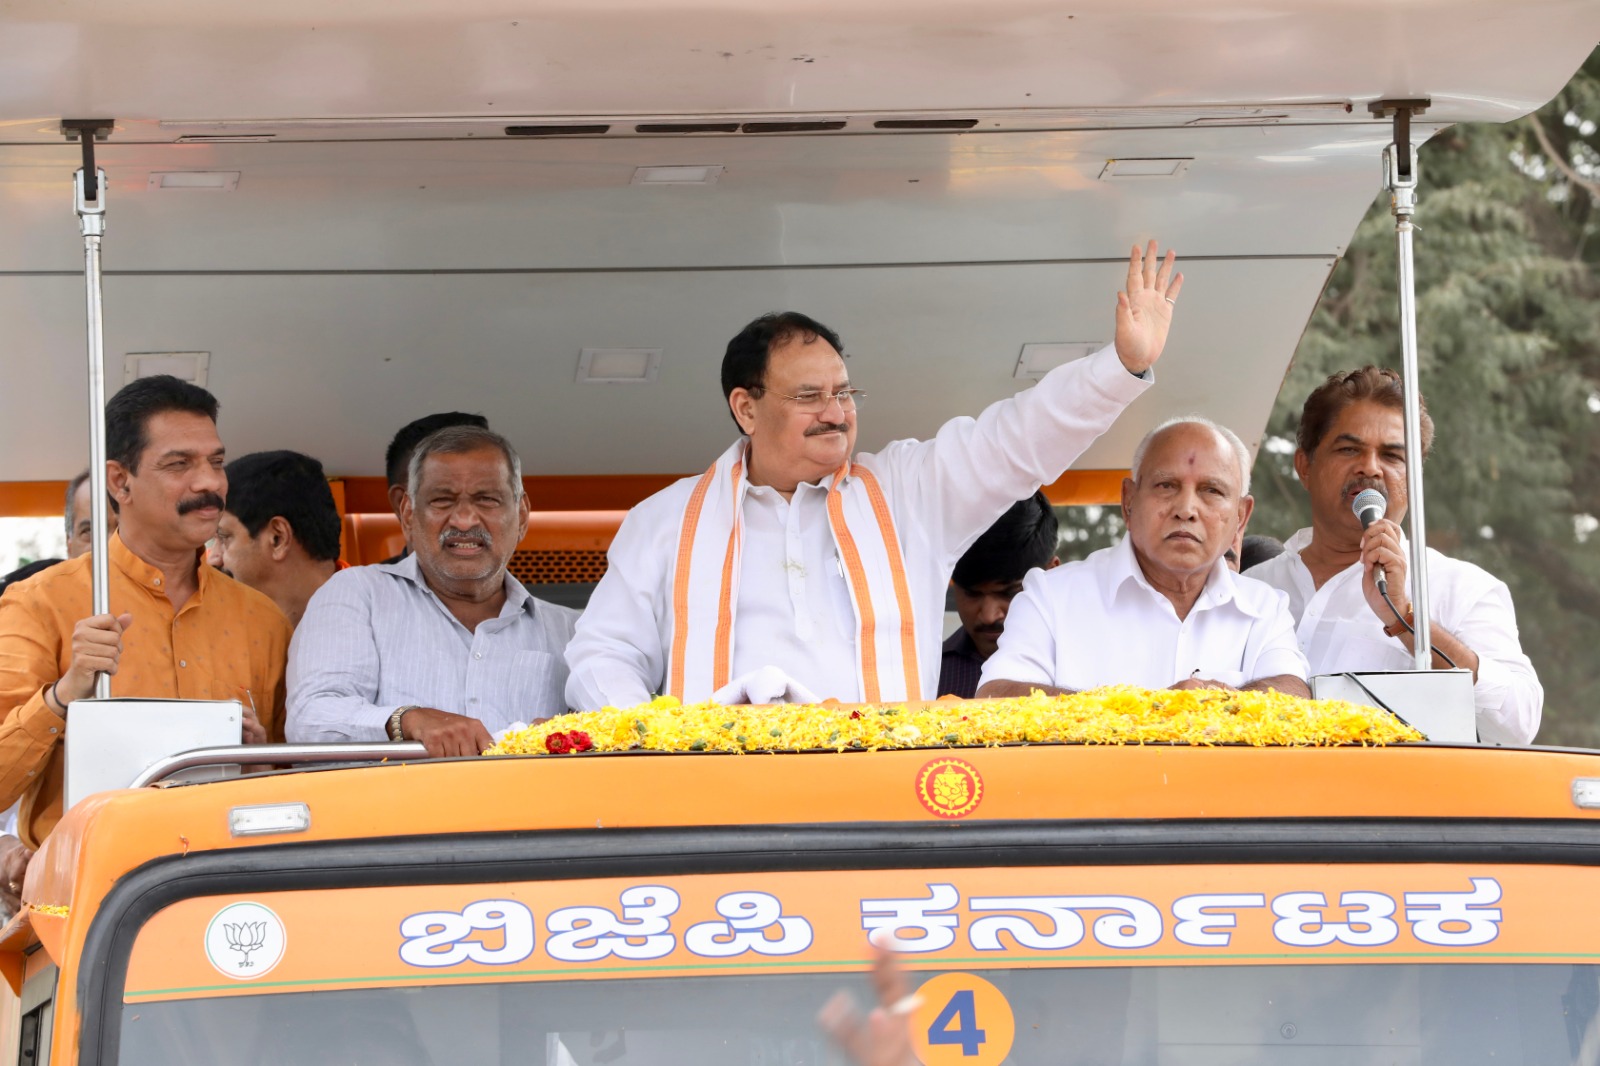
[746,386,865,414]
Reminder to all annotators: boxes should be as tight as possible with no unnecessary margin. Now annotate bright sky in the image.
[0,516,67,575]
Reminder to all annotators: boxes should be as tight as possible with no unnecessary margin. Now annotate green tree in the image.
[1249,47,1600,744]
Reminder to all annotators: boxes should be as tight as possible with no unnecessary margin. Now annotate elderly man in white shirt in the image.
[1245,367,1542,746]
[978,417,1309,697]
[289,426,579,756]
[565,242,1183,710]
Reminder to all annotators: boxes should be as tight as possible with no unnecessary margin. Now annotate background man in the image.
[289,426,578,756]
[1225,534,1286,572]
[1247,367,1542,745]
[979,417,1308,697]
[566,241,1182,709]
[217,450,344,627]
[381,412,489,563]
[0,468,116,598]
[65,468,117,559]
[940,492,1059,699]
[0,375,289,849]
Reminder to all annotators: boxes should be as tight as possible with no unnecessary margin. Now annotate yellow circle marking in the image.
[916,757,984,819]
[909,972,1015,1066]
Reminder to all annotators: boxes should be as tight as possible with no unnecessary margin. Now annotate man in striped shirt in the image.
[288,426,578,756]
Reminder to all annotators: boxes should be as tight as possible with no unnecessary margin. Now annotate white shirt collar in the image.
[1283,524,1411,568]
[377,551,534,618]
[1101,533,1273,619]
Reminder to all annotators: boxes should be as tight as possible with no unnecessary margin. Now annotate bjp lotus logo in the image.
[916,758,984,819]
[223,921,269,967]
[205,902,287,980]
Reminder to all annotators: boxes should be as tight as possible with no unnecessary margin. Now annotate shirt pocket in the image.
[825,554,860,643]
[208,676,254,707]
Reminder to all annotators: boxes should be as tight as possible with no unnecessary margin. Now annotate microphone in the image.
[1351,488,1388,594]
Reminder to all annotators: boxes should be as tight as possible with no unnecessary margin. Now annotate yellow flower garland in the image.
[486,687,1421,756]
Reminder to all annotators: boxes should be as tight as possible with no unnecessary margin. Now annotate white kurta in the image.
[564,343,1151,709]
[979,534,1308,692]
[1246,527,1543,746]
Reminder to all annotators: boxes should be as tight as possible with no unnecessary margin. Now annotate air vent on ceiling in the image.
[635,122,742,134]
[147,171,241,191]
[1099,157,1193,180]
[125,351,210,386]
[174,134,275,144]
[631,165,724,185]
[740,120,848,134]
[873,118,979,130]
[505,124,611,136]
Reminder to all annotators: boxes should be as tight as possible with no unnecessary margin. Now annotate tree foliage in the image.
[1249,47,1600,744]
[1054,49,1599,742]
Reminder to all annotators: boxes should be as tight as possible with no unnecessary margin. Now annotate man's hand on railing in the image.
[399,706,496,758]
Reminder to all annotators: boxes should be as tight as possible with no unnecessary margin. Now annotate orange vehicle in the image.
[3,0,1600,1063]
[7,737,1600,1064]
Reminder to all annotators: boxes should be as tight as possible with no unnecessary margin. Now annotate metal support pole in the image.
[66,120,116,699]
[1374,100,1433,669]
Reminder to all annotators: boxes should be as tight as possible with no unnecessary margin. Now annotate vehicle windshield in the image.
[121,963,1600,1065]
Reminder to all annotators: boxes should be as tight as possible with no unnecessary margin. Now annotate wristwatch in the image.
[387,705,418,742]
[1382,606,1414,639]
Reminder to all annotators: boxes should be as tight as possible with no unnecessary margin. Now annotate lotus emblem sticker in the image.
[205,901,287,980]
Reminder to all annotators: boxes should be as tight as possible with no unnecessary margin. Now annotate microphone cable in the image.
[1378,584,1459,670]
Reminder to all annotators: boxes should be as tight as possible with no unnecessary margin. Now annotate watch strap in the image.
[1382,607,1414,639]
[387,705,417,742]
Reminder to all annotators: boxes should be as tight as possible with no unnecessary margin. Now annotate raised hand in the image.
[818,949,917,1066]
[1114,240,1183,375]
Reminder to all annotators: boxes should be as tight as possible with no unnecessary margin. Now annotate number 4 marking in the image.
[927,989,987,1057]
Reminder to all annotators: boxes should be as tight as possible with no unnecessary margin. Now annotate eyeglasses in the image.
[753,387,864,414]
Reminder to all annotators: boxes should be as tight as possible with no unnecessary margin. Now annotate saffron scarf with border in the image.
[666,440,920,703]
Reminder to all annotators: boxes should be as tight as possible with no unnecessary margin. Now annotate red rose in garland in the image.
[545,731,573,754]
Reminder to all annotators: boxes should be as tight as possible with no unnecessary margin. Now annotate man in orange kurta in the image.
[0,375,290,855]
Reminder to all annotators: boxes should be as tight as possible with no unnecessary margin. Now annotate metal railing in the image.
[131,742,432,788]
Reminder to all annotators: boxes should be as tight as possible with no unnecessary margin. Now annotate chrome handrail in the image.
[132,742,432,788]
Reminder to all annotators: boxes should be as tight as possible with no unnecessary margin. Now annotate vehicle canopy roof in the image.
[1,0,1596,496]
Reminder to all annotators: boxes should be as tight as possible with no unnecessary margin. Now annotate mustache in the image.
[178,491,225,515]
[1343,477,1385,498]
[973,624,1005,637]
[805,422,850,437]
[439,527,493,550]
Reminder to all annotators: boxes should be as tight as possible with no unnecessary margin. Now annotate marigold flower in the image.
[486,688,1422,758]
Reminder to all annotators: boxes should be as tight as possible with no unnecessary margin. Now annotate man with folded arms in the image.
[978,417,1309,698]
[1245,367,1541,745]
[288,426,578,756]
[0,376,288,850]
[565,243,1183,710]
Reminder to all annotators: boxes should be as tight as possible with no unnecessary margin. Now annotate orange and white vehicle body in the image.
[2,0,1600,1063]
[9,743,1600,1063]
